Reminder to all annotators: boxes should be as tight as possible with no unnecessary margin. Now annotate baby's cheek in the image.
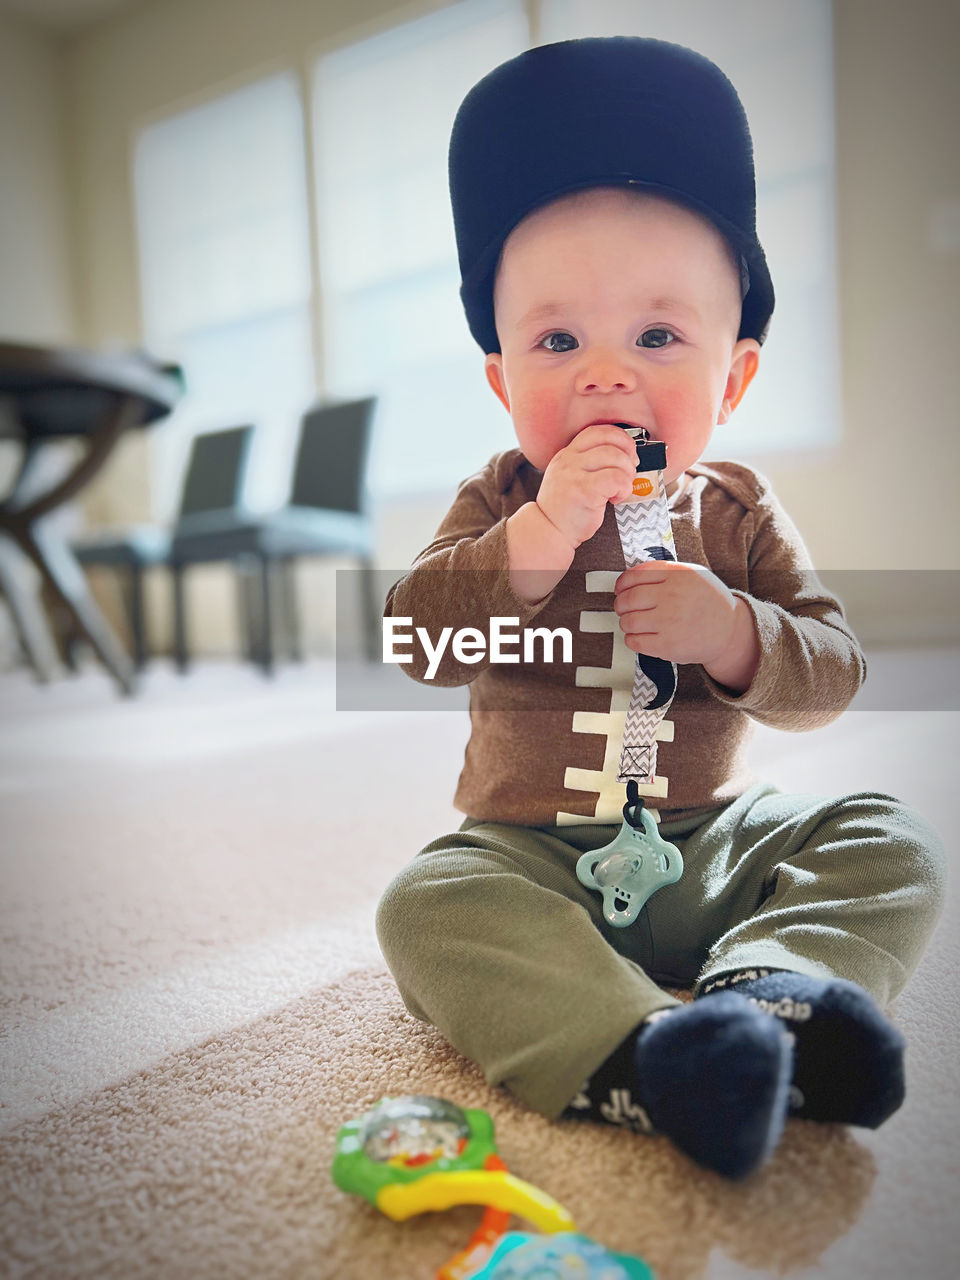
[656,381,703,423]
[513,389,567,458]
[516,384,563,426]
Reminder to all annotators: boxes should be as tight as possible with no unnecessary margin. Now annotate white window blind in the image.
[133,72,315,518]
[539,0,840,457]
[313,0,528,498]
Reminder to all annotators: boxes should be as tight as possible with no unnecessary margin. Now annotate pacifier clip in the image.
[612,426,678,786]
[576,427,683,926]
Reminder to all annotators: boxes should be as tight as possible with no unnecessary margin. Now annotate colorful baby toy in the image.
[470,1231,654,1279]
[332,1095,655,1279]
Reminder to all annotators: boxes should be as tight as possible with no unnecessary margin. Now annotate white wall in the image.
[782,0,960,574]
[0,13,77,345]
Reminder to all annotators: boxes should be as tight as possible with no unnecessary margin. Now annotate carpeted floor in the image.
[1,655,958,1280]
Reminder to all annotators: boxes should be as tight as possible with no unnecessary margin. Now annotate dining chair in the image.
[73,424,254,668]
[169,395,378,674]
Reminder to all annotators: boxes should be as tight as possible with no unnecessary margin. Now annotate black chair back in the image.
[289,397,376,515]
[178,425,254,520]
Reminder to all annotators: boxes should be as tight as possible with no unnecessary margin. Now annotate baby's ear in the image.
[484,353,510,413]
[718,339,760,423]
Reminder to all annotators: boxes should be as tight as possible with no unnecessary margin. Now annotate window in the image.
[312,0,529,497]
[538,0,840,457]
[133,72,315,518]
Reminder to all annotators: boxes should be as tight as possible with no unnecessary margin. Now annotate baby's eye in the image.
[539,331,578,353]
[638,328,676,349]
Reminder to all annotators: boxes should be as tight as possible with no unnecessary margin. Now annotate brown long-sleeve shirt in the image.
[385,449,865,826]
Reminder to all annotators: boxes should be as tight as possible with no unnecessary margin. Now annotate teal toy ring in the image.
[469,1230,655,1278]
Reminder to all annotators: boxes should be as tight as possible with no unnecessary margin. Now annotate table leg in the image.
[0,533,60,682]
[0,393,146,695]
[26,519,136,694]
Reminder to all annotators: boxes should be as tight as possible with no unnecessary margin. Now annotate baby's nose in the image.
[574,349,637,393]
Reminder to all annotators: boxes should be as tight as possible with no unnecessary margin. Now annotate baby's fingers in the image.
[581,465,638,504]
[569,423,641,460]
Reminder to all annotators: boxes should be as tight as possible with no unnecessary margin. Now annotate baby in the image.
[376,37,945,1179]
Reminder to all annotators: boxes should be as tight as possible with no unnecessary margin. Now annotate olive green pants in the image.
[376,783,946,1118]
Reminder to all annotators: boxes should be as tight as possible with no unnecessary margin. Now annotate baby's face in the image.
[484,188,760,484]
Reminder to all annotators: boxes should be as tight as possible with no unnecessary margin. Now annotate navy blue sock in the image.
[562,992,793,1179]
[699,970,906,1128]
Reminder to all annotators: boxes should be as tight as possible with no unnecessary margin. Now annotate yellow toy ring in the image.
[377,1169,575,1234]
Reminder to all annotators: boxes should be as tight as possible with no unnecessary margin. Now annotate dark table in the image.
[0,341,183,694]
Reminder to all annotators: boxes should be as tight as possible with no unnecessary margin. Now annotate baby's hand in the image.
[536,425,638,549]
[614,561,741,667]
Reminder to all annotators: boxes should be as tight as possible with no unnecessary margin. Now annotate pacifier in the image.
[576,783,683,927]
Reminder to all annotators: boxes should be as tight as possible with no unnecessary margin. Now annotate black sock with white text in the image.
[698,969,906,1128]
[562,992,793,1179]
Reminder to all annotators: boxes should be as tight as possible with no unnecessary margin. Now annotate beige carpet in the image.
[1,655,958,1280]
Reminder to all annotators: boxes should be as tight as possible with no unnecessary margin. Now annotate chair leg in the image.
[280,558,302,662]
[235,559,258,664]
[258,554,274,677]
[359,556,380,662]
[172,564,188,673]
[126,563,148,671]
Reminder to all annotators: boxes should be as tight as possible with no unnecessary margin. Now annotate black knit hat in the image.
[449,36,774,353]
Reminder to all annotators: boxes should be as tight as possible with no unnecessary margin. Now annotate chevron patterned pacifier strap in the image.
[613,428,677,785]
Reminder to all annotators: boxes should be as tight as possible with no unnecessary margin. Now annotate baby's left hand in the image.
[614,561,740,666]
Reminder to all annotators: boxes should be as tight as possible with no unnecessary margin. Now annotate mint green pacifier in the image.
[576,782,683,927]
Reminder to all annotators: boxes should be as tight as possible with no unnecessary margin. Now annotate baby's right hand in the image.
[536,424,638,549]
